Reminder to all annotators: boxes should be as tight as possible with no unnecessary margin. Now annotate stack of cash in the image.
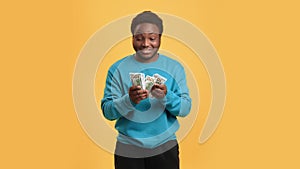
[129,73,167,91]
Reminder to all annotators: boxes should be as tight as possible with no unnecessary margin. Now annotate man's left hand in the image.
[151,84,167,99]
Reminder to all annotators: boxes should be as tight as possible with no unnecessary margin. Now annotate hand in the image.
[151,84,167,99]
[129,86,148,104]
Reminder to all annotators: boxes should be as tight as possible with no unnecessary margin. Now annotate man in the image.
[101,11,192,169]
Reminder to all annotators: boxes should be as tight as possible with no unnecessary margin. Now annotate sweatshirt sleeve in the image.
[161,65,192,117]
[101,67,134,121]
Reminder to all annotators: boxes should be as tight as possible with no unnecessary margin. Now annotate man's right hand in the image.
[129,86,148,104]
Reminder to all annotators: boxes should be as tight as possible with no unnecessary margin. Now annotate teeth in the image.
[141,51,151,54]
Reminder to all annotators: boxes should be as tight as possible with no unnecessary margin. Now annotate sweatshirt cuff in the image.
[114,94,135,116]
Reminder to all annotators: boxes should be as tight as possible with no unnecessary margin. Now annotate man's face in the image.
[132,23,161,62]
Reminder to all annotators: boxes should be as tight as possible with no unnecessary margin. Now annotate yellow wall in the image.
[1,0,300,169]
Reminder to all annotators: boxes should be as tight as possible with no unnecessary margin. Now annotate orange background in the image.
[1,0,300,168]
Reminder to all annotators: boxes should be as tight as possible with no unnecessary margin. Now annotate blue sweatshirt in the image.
[101,54,191,149]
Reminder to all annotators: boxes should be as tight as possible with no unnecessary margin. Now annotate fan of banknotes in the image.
[129,73,167,91]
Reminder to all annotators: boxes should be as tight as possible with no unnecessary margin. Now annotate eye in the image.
[134,35,143,41]
[149,36,157,41]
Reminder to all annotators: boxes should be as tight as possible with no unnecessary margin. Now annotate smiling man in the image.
[101,11,192,169]
[132,23,160,62]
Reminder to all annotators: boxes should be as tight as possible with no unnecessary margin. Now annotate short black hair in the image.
[131,11,163,35]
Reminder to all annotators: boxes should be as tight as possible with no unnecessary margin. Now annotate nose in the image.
[142,39,150,47]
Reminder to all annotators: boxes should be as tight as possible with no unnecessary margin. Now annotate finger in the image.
[153,84,163,89]
[153,88,163,94]
[139,93,148,99]
[151,89,165,98]
[152,85,166,95]
[133,86,142,90]
[129,86,141,93]
[130,89,140,97]
[139,89,148,94]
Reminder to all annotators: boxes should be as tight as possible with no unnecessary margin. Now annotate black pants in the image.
[114,140,179,169]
